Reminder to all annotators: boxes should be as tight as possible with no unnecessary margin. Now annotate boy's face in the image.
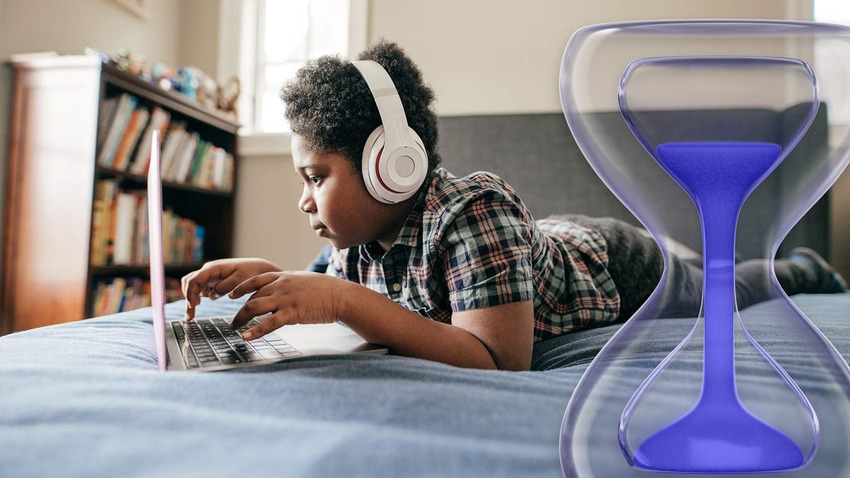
[291,134,408,250]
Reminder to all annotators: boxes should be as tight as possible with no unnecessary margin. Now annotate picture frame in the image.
[112,0,150,19]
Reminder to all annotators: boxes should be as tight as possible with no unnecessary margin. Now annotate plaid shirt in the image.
[328,168,620,342]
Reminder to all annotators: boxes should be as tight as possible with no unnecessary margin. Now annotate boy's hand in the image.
[181,258,281,320]
[227,271,346,340]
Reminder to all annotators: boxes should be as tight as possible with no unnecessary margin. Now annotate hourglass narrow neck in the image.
[698,197,742,405]
[654,142,783,406]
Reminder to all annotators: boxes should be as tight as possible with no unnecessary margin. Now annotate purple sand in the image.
[633,142,804,473]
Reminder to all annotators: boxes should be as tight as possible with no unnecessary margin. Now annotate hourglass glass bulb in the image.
[559,21,850,478]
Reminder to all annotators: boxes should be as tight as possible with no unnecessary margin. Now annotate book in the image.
[193,142,218,189]
[189,140,211,186]
[106,277,126,315]
[223,153,235,192]
[129,106,171,175]
[96,96,119,150]
[193,225,205,263]
[210,146,227,190]
[112,192,139,265]
[158,122,186,178]
[111,106,150,171]
[93,276,154,315]
[97,94,138,167]
[162,209,174,263]
[134,194,148,263]
[90,199,109,265]
[173,132,200,183]
[90,180,118,265]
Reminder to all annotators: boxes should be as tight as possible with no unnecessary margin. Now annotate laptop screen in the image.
[147,130,167,371]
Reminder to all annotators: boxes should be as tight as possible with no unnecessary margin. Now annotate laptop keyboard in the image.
[172,317,302,368]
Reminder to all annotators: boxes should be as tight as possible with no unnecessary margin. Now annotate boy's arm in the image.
[229,272,535,371]
[341,282,534,371]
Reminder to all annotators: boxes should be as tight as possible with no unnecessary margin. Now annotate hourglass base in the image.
[632,399,805,473]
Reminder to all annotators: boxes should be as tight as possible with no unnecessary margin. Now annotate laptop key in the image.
[219,355,242,364]
[243,352,265,361]
[258,349,283,359]
[199,357,221,366]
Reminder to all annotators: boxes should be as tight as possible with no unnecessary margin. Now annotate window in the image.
[219,0,367,151]
[815,0,850,24]
[814,0,850,127]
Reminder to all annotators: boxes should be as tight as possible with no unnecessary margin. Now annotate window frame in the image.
[217,0,368,157]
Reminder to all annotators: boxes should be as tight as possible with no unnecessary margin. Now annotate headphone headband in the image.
[351,60,413,153]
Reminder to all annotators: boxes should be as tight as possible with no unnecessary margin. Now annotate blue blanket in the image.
[1,294,849,477]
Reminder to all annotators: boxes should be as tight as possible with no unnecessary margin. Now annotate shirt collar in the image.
[357,170,434,261]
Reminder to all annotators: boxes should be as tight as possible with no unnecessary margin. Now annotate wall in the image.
[177,0,221,77]
[369,0,795,116]
[0,0,181,62]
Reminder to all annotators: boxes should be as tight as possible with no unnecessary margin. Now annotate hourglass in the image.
[559,21,850,477]
[619,56,818,473]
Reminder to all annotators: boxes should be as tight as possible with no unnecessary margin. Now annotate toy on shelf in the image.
[89,48,239,119]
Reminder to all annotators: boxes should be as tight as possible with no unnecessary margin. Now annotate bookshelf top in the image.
[11,54,240,134]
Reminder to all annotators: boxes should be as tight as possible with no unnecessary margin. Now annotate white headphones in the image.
[351,60,428,204]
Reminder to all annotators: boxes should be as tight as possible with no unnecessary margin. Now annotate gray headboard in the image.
[436,107,830,261]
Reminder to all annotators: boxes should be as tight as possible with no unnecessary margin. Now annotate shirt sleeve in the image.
[326,247,345,278]
[439,189,534,311]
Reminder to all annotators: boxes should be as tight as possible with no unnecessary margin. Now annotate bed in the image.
[2,110,848,477]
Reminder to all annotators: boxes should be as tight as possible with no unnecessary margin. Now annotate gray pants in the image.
[555,215,811,322]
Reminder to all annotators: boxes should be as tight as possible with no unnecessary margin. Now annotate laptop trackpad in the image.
[271,322,387,355]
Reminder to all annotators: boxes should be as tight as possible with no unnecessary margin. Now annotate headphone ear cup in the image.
[361,125,429,204]
[406,127,429,178]
[361,126,387,203]
[401,127,428,192]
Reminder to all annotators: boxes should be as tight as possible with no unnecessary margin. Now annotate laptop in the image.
[147,131,388,371]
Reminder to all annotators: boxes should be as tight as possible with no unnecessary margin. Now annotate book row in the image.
[97,93,235,192]
[91,276,183,317]
[90,179,205,266]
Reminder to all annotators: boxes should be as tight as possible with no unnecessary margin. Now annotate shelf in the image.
[2,56,238,332]
[91,263,204,276]
[101,63,239,134]
[96,165,234,197]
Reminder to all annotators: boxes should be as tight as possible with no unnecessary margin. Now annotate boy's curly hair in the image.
[280,40,441,173]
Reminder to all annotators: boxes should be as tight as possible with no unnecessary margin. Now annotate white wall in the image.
[177,0,221,76]
[370,0,797,116]
[0,0,182,64]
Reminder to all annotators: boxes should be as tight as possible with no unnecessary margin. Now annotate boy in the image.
[182,41,846,371]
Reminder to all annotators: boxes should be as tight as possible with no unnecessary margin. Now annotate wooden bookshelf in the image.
[2,55,239,334]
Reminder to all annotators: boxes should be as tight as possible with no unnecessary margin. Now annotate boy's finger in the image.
[184,271,214,307]
[229,273,279,300]
[229,296,278,331]
[209,275,241,298]
[242,311,288,341]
